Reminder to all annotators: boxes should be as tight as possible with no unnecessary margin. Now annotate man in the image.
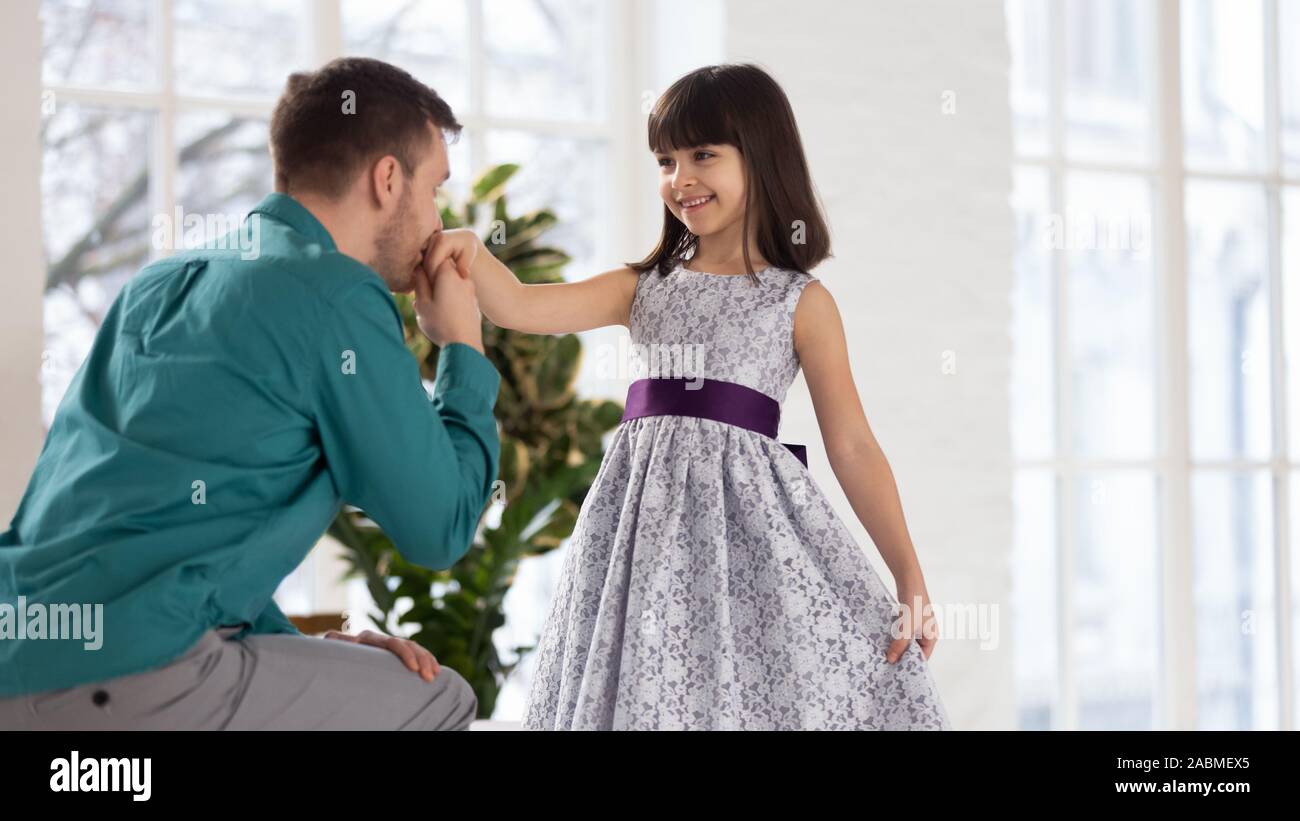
[0,57,500,730]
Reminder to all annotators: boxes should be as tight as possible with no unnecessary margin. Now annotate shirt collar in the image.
[248,192,338,252]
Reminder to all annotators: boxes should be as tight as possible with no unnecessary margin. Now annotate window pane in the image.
[41,104,155,425]
[1181,0,1266,172]
[1283,0,1300,176]
[1064,0,1154,163]
[174,113,272,245]
[1011,165,1055,460]
[343,0,470,116]
[1066,171,1156,459]
[483,0,608,122]
[484,130,608,275]
[1006,0,1050,156]
[1187,180,1271,462]
[493,524,570,721]
[1292,471,1300,726]
[1013,469,1059,729]
[1075,471,1160,730]
[173,0,307,98]
[41,0,157,90]
[1286,189,1300,462]
[1193,470,1277,730]
[441,128,473,205]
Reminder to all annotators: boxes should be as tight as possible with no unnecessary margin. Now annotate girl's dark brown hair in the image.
[628,63,832,282]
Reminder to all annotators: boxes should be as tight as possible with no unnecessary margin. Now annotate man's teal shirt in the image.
[0,193,502,697]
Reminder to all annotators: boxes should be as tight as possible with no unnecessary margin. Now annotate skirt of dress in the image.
[520,414,953,730]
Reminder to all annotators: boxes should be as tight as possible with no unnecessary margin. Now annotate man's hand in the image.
[323,629,442,683]
[413,256,484,353]
[423,228,480,281]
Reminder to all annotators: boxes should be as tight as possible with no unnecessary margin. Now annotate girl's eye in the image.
[694,151,714,161]
[656,157,673,167]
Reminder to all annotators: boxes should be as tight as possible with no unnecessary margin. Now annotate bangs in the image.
[647,70,739,153]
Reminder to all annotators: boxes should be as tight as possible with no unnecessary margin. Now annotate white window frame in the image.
[1012,0,1296,730]
[41,0,645,261]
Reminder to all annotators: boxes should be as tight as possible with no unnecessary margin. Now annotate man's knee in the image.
[416,666,478,731]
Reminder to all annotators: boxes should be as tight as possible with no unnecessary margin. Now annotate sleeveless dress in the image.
[520,262,953,730]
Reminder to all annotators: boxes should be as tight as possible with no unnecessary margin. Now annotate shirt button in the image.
[92,690,110,707]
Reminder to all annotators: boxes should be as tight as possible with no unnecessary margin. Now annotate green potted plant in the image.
[329,163,624,718]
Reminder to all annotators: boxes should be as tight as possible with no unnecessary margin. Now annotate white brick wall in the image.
[728,0,1017,729]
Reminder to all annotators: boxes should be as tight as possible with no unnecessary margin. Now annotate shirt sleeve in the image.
[245,597,303,636]
[311,278,501,570]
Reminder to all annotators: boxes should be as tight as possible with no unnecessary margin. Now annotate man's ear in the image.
[369,155,403,210]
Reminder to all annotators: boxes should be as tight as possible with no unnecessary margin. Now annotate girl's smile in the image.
[679,194,715,212]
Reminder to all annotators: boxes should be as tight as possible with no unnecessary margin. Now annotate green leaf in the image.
[330,156,609,719]
[470,163,520,204]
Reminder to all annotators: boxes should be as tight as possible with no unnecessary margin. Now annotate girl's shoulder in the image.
[765,266,818,299]
[761,264,816,282]
[772,268,818,311]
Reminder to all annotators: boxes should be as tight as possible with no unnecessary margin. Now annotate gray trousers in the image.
[0,626,478,730]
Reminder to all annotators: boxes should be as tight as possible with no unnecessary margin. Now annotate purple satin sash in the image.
[620,377,809,468]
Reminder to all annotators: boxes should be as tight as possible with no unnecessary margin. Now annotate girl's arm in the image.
[794,281,923,583]
[794,281,939,660]
[426,228,639,335]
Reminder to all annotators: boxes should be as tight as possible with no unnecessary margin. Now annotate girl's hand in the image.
[422,228,480,281]
[888,579,939,664]
[323,629,442,683]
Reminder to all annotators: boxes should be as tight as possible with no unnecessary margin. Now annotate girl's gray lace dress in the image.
[520,262,953,730]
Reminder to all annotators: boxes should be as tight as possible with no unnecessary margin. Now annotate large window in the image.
[1007,0,1300,729]
[40,0,619,424]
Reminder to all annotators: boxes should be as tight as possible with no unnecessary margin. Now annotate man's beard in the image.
[371,188,420,292]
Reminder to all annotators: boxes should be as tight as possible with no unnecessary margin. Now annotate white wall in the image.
[0,2,45,525]
[727,0,1017,729]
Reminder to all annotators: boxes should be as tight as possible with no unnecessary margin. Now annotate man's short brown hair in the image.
[270,57,461,198]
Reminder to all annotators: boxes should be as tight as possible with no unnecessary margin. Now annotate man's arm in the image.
[311,278,501,570]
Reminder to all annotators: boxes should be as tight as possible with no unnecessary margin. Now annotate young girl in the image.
[425,63,952,730]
